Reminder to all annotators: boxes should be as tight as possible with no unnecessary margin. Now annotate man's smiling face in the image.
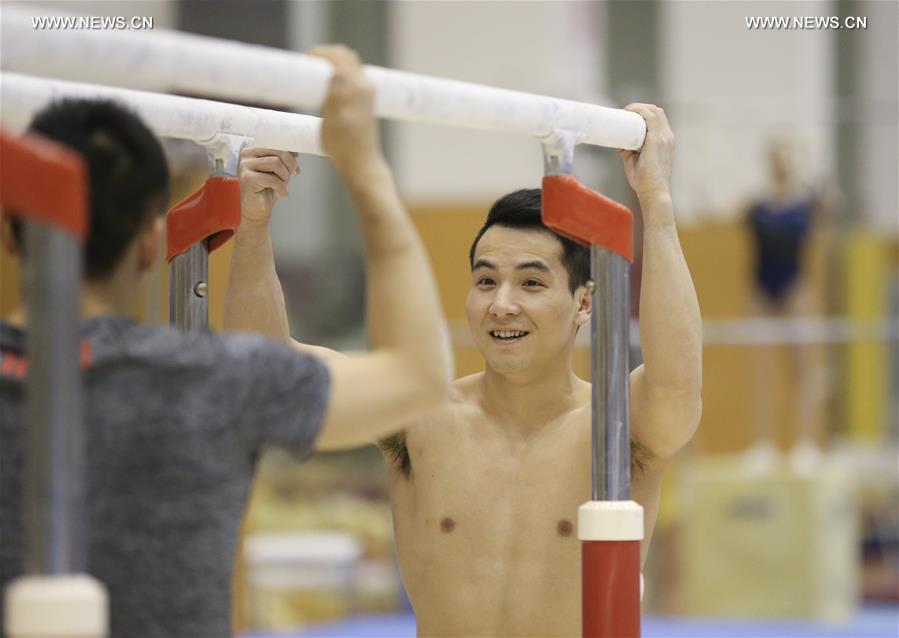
[466,225,589,376]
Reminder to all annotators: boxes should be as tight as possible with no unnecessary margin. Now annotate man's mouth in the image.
[489,330,530,342]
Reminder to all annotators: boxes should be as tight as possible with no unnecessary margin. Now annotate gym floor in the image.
[242,605,899,638]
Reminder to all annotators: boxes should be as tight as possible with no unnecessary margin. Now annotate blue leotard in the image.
[748,198,813,303]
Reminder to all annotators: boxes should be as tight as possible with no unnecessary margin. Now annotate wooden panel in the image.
[408,203,485,323]
[0,244,21,317]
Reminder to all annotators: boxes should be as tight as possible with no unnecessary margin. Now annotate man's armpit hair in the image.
[379,431,411,479]
[631,437,650,477]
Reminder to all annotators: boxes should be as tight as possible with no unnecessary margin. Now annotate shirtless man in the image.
[226,48,701,635]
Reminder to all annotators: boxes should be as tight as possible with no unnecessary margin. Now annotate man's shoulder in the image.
[393,372,482,429]
[378,373,483,480]
[449,372,484,404]
[424,373,482,422]
[395,378,477,443]
[93,319,241,362]
[82,318,315,378]
[394,375,482,460]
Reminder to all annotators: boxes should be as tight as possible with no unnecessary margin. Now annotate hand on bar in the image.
[617,104,675,207]
[238,148,300,226]
[309,45,384,176]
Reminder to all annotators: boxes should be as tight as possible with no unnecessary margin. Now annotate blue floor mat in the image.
[243,606,898,638]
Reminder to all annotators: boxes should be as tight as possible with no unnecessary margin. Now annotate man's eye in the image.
[524,279,544,287]
[477,277,495,286]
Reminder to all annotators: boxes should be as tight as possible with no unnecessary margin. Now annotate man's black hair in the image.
[468,188,590,293]
[11,98,170,279]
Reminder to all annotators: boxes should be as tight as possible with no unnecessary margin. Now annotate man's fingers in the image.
[244,171,289,199]
[272,150,300,176]
[625,103,656,121]
[244,154,299,181]
[241,147,274,159]
[653,106,671,129]
[242,156,291,182]
[283,151,301,176]
[625,103,673,138]
[308,44,361,72]
[240,148,300,175]
[308,44,370,99]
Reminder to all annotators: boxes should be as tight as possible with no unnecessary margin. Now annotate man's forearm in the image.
[638,193,702,392]
[224,219,291,340]
[340,157,448,375]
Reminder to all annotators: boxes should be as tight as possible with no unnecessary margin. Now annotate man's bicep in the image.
[314,353,431,452]
[290,339,350,365]
[629,364,701,463]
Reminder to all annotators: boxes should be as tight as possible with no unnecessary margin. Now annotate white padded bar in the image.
[0,73,324,156]
[1,6,645,150]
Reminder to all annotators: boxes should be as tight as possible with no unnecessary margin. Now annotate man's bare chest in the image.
[396,418,592,544]
[389,419,592,630]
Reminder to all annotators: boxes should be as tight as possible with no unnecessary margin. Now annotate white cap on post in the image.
[4,574,108,637]
[578,500,644,541]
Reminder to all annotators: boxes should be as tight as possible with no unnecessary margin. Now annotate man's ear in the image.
[137,215,165,273]
[0,214,21,258]
[574,284,592,328]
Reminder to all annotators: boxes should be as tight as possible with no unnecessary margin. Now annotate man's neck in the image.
[772,179,796,202]
[6,277,138,328]
[478,356,587,440]
[81,278,137,319]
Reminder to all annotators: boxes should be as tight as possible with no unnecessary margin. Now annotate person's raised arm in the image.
[225,45,451,451]
[312,45,452,449]
[620,104,702,465]
[224,146,298,341]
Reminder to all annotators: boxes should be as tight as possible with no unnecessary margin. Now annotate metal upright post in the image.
[169,242,209,330]
[166,143,245,332]
[23,222,86,575]
[2,129,107,638]
[590,246,631,502]
[543,130,633,503]
[540,131,643,638]
[168,156,232,331]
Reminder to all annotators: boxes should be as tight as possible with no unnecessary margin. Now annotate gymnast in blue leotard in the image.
[748,196,813,306]
[744,139,828,474]
[746,139,819,310]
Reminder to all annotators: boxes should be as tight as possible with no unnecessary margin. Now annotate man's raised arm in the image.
[225,46,451,450]
[224,145,294,341]
[621,105,703,464]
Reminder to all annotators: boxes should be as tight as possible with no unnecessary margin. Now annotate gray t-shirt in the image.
[0,316,330,637]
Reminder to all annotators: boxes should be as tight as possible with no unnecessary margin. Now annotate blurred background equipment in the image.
[238,448,401,631]
[242,531,362,629]
[681,456,859,622]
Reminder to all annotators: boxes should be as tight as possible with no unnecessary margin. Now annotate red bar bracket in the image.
[0,129,88,241]
[541,174,633,262]
[166,176,241,263]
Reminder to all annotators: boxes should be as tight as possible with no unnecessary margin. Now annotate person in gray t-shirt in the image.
[0,318,328,636]
[0,46,450,637]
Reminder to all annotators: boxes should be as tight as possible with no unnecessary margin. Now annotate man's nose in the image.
[489,284,520,317]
